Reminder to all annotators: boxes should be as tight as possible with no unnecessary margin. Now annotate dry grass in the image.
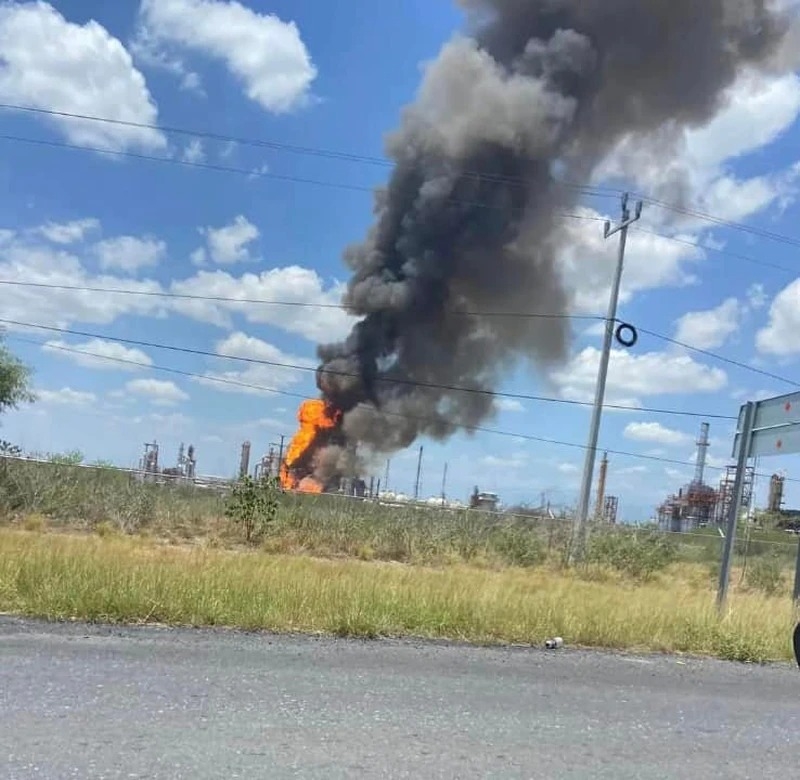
[0,529,795,663]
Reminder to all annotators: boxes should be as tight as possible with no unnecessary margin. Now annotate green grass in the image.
[2,458,799,663]
[0,530,796,663]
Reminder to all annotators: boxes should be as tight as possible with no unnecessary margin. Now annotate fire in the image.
[280,399,342,492]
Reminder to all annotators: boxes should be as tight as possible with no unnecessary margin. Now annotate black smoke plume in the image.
[310,0,792,480]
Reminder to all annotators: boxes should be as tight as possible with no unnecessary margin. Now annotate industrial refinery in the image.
[655,422,759,533]
[132,414,794,529]
[138,441,196,483]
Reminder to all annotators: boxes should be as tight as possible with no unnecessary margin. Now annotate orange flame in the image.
[280,399,342,492]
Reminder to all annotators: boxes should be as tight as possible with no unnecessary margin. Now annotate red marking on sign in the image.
[786,402,793,413]
[777,439,784,450]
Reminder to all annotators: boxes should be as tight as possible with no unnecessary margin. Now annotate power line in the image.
[7,128,798,277]
[641,195,800,250]
[0,132,611,224]
[3,102,799,251]
[8,334,773,480]
[635,325,800,389]
[3,273,798,394]
[0,279,603,322]
[1,318,736,421]
[633,226,800,278]
[0,102,620,200]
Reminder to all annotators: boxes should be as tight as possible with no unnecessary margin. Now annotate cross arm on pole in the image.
[604,195,643,239]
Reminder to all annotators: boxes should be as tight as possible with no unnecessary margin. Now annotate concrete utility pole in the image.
[414,446,424,501]
[571,193,643,564]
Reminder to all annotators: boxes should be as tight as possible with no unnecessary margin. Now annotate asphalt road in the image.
[1,616,798,779]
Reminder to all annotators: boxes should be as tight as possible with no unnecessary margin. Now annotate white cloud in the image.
[37,387,97,406]
[94,235,167,273]
[674,298,741,350]
[196,215,259,265]
[43,339,153,372]
[0,223,351,345]
[557,207,705,314]
[683,71,800,170]
[594,68,800,228]
[196,332,314,396]
[746,283,768,311]
[687,450,729,471]
[129,24,203,95]
[617,465,648,476]
[169,267,353,343]
[0,233,167,330]
[494,398,525,413]
[549,347,727,406]
[0,2,166,152]
[125,378,189,406]
[482,453,528,470]
[181,138,205,163]
[36,219,100,245]
[557,463,579,474]
[139,0,317,113]
[756,279,800,357]
[624,422,693,447]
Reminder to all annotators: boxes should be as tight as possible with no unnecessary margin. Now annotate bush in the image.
[224,475,280,544]
[586,529,677,581]
[490,523,546,568]
[746,555,785,597]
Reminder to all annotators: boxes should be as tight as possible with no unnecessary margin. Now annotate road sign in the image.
[752,391,800,430]
[732,390,800,459]
[723,394,800,626]
[745,424,800,458]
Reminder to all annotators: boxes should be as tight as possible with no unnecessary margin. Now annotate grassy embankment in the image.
[0,458,797,662]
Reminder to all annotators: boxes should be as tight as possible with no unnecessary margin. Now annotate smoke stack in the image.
[301,0,794,487]
[694,423,710,486]
[239,441,251,479]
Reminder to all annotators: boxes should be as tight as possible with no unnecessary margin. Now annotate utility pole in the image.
[277,435,286,474]
[414,446,423,501]
[441,462,448,507]
[571,193,643,564]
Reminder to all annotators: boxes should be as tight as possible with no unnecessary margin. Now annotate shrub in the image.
[490,523,546,568]
[586,529,677,581]
[224,475,280,544]
[746,555,785,597]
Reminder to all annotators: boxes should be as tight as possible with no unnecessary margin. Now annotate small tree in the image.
[48,450,84,465]
[0,336,35,415]
[224,474,280,543]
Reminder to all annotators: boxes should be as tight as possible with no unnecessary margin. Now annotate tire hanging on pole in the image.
[615,322,638,349]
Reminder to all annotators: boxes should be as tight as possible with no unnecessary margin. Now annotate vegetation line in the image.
[0,530,794,664]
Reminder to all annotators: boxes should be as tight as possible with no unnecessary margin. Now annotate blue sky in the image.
[2,0,800,521]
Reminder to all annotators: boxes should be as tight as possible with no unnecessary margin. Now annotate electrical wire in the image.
[2,131,797,288]
[3,102,799,250]
[3,124,799,289]
[632,226,800,278]
[10,333,796,486]
[634,325,800,389]
[2,274,798,395]
[1,318,737,421]
[0,132,611,224]
[640,195,800,250]
[0,102,621,199]
[0,279,604,323]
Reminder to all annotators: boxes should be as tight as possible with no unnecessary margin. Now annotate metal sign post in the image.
[724,391,800,612]
[717,402,755,612]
